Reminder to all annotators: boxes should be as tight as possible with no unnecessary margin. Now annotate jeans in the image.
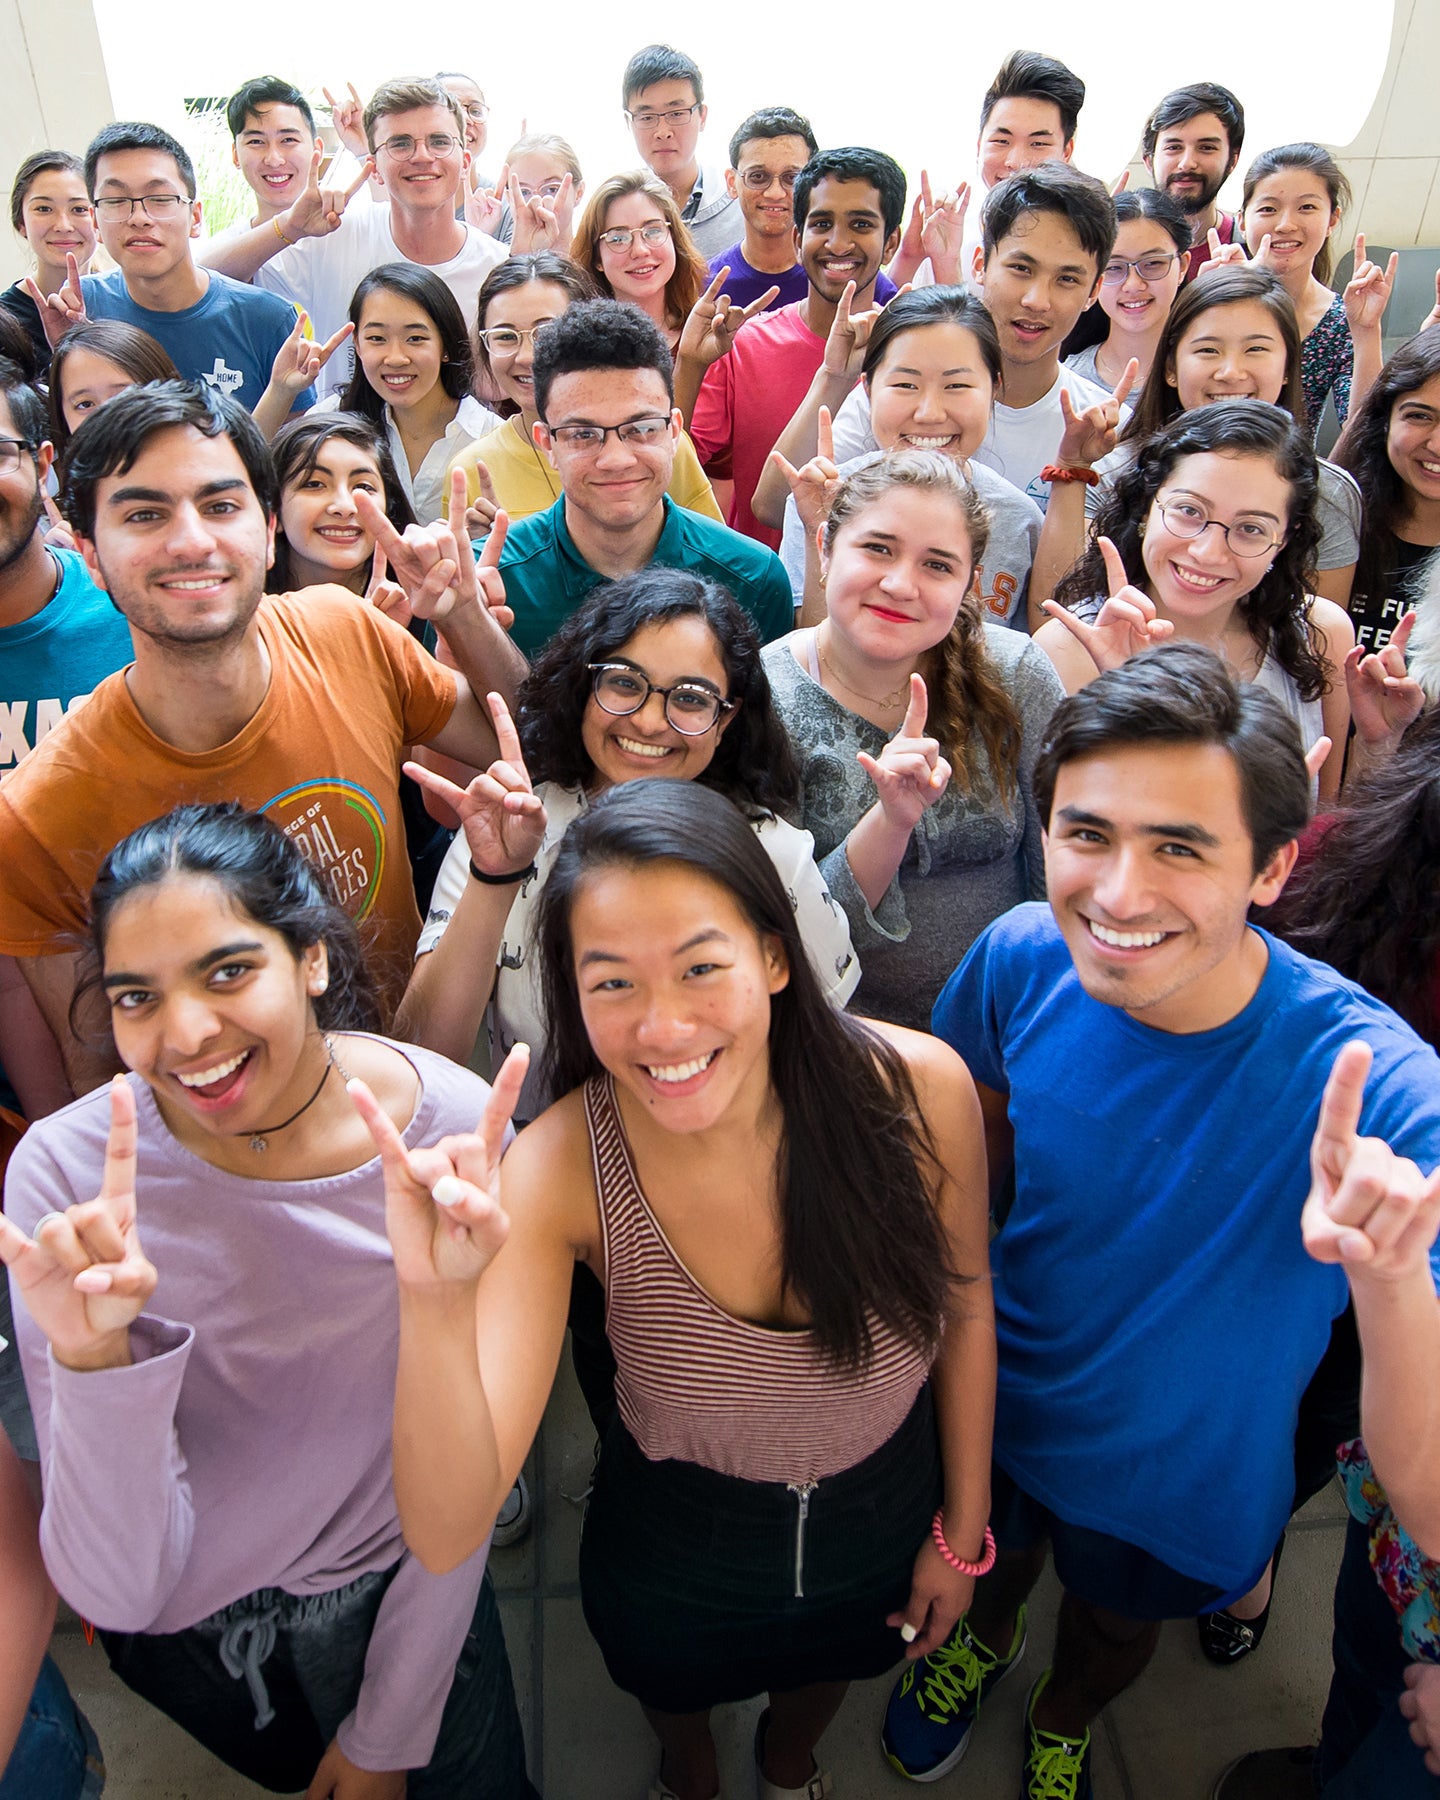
[0,1654,105,1799]
[1318,1515,1440,1797]
[102,1567,532,1796]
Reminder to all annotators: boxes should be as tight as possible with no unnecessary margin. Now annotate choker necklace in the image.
[240,1035,349,1153]
[817,631,910,710]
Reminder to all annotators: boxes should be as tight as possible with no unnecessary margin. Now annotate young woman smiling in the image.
[774,289,1043,628]
[0,803,532,1798]
[2,151,98,379]
[449,253,722,530]
[1064,189,1191,392]
[764,451,1063,1031]
[267,413,418,596]
[1036,401,1353,799]
[357,776,994,1800]
[323,263,499,522]
[571,172,708,353]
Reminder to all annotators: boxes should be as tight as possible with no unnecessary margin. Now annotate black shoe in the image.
[1198,1532,1286,1665]
[1210,1745,1316,1799]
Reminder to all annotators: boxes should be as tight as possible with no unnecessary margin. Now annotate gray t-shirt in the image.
[1089,442,1362,572]
[762,625,1063,1030]
[779,452,1043,630]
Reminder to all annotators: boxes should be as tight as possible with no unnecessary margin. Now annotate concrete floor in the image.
[49,1345,1349,1800]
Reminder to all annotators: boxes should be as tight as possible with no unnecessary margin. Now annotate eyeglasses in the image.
[93,193,190,218]
[517,180,566,202]
[1101,252,1181,286]
[597,222,671,253]
[0,438,36,474]
[478,324,556,353]
[588,663,733,734]
[548,417,671,451]
[740,168,800,192]
[374,132,462,161]
[1154,494,1284,557]
[458,101,489,122]
[625,105,701,132]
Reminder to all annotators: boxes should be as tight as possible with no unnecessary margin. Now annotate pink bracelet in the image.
[932,1512,997,1576]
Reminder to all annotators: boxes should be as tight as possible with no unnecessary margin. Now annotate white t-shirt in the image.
[257,206,506,398]
[831,362,1111,514]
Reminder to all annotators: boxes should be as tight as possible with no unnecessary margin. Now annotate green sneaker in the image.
[1021,1671,1093,1800]
[880,1605,1027,1781]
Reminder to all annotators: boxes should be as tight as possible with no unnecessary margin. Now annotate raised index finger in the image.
[101,1075,138,1202]
[1097,535,1129,600]
[1314,1041,1372,1169]
[486,690,526,769]
[477,508,510,569]
[1112,357,1140,410]
[817,403,834,464]
[348,1076,421,1185]
[353,489,404,559]
[899,672,928,739]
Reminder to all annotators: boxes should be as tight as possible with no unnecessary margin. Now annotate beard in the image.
[0,485,44,578]
[1165,171,1225,219]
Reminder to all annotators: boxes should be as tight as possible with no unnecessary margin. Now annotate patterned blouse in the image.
[1300,293,1354,442]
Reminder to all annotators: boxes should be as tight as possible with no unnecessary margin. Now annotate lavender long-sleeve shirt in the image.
[4,1041,497,1773]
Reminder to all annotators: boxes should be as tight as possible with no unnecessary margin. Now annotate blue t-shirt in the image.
[0,548,133,776]
[81,269,311,412]
[934,902,1440,1594]
[706,245,899,313]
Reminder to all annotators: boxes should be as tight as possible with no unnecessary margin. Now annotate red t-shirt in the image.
[688,301,826,550]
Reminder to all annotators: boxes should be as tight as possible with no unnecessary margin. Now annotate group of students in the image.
[0,33,1438,1800]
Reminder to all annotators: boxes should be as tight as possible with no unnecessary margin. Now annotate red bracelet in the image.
[932,1512,997,1576]
[1040,463,1100,486]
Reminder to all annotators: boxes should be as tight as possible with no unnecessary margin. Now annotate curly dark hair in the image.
[1053,399,1329,701]
[1265,706,1440,1046]
[532,296,673,420]
[1333,330,1440,622]
[515,567,801,817]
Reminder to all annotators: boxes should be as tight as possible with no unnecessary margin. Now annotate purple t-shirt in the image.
[707,244,898,312]
[5,1038,500,1771]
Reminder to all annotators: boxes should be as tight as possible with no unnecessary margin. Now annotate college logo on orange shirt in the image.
[263,779,387,918]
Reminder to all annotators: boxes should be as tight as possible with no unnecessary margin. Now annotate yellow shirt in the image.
[446,417,723,523]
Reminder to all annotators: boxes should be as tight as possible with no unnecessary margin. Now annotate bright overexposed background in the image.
[90,1,1392,228]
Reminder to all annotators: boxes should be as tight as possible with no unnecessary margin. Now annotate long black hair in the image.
[74,802,380,1038]
[516,567,802,818]
[340,263,475,423]
[1061,187,1193,360]
[535,780,963,1367]
[1265,706,1440,1047]
[1054,399,1328,701]
[1333,330,1440,618]
[267,412,418,592]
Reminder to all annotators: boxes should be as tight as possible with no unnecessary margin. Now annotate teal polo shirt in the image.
[497,495,797,659]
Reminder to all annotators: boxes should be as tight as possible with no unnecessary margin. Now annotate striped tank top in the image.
[585,1073,934,1486]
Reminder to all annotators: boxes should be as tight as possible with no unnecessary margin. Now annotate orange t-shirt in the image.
[0,587,456,1020]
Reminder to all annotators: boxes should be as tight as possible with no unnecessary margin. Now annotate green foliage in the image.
[185,106,253,236]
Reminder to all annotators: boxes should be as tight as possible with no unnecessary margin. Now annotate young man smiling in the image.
[0,381,525,1089]
[29,123,309,413]
[1142,82,1246,281]
[880,643,1440,1798]
[622,44,739,260]
[205,78,506,398]
[223,77,323,230]
[685,146,904,549]
[496,300,793,658]
[707,107,818,312]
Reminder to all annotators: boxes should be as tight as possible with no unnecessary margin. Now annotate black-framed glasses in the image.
[477,324,556,354]
[624,105,700,131]
[1155,494,1284,558]
[548,417,671,451]
[93,193,190,218]
[1101,252,1181,286]
[597,222,671,253]
[588,663,734,734]
[0,438,36,475]
[374,132,461,160]
[740,168,800,191]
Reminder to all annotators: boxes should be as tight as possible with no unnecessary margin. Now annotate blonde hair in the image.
[824,452,1021,801]
[505,132,584,189]
[571,170,707,330]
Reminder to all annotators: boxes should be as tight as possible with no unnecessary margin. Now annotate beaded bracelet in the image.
[931,1512,997,1576]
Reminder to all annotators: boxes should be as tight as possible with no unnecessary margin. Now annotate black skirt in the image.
[579,1384,942,1713]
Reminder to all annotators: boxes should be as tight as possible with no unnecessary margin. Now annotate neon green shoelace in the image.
[1027,1732,1089,1799]
[909,1627,996,1723]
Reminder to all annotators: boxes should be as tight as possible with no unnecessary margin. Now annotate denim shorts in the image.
[580,1384,943,1713]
